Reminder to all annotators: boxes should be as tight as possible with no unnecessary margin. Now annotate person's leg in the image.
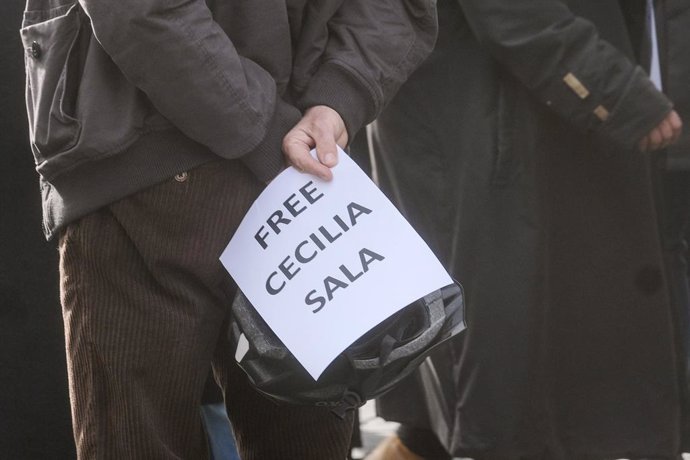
[201,402,240,460]
[201,375,240,460]
[60,159,261,459]
[213,331,355,460]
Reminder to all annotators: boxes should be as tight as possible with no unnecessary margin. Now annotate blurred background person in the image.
[366,0,690,459]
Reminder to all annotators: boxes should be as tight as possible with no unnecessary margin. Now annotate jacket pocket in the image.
[21,3,82,167]
[21,2,165,180]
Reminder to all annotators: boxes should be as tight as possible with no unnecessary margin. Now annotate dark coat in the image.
[370,0,688,457]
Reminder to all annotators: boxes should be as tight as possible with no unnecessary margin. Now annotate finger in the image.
[301,113,339,168]
[670,111,683,144]
[648,127,663,151]
[670,110,683,130]
[283,133,333,181]
[303,106,346,164]
[313,128,339,168]
[660,118,674,141]
[282,128,313,167]
[658,119,674,149]
[301,155,333,181]
[289,150,333,181]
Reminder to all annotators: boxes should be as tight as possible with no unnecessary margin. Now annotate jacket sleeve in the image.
[77,0,301,182]
[458,0,673,150]
[297,0,438,139]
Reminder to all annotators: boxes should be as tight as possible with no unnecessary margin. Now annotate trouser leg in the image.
[60,208,223,458]
[60,159,354,459]
[214,331,355,460]
[59,160,258,459]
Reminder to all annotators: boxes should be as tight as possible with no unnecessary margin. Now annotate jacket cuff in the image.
[596,68,673,151]
[241,100,302,183]
[297,63,377,141]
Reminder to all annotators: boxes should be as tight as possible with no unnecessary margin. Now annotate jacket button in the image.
[31,41,42,59]
[174,171,189,182]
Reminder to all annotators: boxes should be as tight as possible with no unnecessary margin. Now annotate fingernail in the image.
[324,153,337,165]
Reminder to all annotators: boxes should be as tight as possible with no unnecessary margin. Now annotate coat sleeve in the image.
[457,0,673,150]
[77,0,301,182]
[296,0,438,139]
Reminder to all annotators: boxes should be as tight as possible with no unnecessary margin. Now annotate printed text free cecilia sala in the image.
[253,180,385,313]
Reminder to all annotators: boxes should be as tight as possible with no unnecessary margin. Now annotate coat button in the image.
[174,171,189,182]
[31,41,42,59]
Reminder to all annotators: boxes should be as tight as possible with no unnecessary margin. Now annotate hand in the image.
[638,110,683,152]
[282,105,348,181]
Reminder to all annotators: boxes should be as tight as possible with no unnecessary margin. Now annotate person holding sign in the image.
[366,0,690,459]
[19,0,438,458]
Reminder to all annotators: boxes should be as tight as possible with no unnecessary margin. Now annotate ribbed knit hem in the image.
[241,99,302,183]
[42,129,217,240]
[297,63,377,141]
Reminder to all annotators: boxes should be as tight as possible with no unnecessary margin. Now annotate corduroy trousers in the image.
[58,159,354,459]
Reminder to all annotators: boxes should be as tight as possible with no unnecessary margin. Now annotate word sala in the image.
[306,247,385,313]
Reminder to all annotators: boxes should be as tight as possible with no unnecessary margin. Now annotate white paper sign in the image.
[220,148,452,379]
